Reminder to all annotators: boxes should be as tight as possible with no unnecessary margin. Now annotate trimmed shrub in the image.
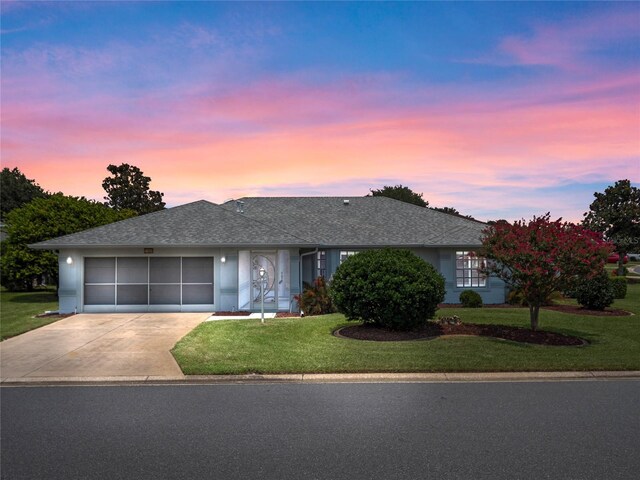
[574,271,615,311]
[459,290,482,308]
[330,248,445,331]
[295,276,335,316]
[610,277,627,299]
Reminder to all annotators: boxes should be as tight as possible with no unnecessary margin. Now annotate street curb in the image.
[2,371,640,386]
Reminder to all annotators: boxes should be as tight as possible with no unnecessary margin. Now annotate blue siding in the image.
[302,247,506,305]
[429,248,505,304]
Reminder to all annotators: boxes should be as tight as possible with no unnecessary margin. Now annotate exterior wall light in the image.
[221,255,226,264]
[66,256,73,265]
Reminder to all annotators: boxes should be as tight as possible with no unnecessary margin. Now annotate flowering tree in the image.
[480,214,612,330]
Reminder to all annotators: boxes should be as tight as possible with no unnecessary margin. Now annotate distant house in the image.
[30,197,505,314]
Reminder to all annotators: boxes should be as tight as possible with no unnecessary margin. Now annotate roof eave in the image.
[28,242,315,250]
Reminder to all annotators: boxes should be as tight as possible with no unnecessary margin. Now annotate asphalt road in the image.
[1,380,639,480]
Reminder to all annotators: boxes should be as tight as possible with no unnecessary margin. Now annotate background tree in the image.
[368,184,428,207]
[102,163,165,214]
[433,206,477,220]
[0,167,48,219]
[1,195,135,291]
[434,206,460,215]
[583,179,640,276]
[480,213,611,331]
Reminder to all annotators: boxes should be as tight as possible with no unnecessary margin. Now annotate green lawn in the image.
[0,288,60,340]
[172,283,640,375]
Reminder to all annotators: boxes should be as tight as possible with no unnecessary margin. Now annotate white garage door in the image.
[84,257,214,311]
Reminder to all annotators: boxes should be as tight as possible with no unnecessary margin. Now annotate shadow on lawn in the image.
[7,292,58,304]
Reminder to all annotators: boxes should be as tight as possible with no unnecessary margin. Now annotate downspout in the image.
[296,248,319,313]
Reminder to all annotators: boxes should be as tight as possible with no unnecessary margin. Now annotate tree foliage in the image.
[369,185,428,207]
[102,163,165,215]
[433,206,476,220]
[330,249,445,330]
[583,179,640,276]
[480,214,611,330]
[1,195,135,291]
[0,167,48,219]
[434,206,460,215]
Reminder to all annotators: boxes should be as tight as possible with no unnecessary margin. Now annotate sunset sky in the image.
[2,1,638,222]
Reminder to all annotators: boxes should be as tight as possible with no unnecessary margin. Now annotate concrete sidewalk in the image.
[2,370,639,386]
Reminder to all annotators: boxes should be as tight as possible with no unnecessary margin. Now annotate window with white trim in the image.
[456,251,487,288]
[339,251,358,264]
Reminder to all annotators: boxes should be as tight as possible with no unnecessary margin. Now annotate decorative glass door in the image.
[251,252,277,309]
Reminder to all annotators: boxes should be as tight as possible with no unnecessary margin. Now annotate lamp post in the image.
[259,266,265,323]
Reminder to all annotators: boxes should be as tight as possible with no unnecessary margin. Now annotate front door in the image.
[251,252,277,310]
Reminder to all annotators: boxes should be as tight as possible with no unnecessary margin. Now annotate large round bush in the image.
[574,270,614,310]
[330,249,445,330]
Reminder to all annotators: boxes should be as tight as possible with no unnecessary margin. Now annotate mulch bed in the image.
[275,312,301,318]
[336,322,587,346]
[542,305,632,317]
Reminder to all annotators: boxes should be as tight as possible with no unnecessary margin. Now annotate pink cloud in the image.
[498,9,640,71]
[2,28,638,222]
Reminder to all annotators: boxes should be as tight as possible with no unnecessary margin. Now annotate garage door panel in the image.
[85,285,115,305]
[117,285,148,305]
[85,258,115,283]
[150,284,180,305]
[117,257,148,284]
[150,258,180,284]
[182,284,214,304]
[182,257,213,283]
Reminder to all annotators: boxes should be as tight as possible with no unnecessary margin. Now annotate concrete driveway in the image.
[0,313,207,381]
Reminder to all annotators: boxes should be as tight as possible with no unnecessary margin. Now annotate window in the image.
[456,251,487,288]
[317,251,326,278]
[339,251,358,264]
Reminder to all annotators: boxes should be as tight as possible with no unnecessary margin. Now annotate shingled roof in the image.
[30,200,312,249]
[31,197,486,249]
[222,197,485,247]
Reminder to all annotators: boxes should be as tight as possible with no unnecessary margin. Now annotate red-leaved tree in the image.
[480,214,612,330]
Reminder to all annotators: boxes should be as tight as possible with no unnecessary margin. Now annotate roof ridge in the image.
[231,196,373,200]
[211,202,314,244]
[372,196,487,225]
